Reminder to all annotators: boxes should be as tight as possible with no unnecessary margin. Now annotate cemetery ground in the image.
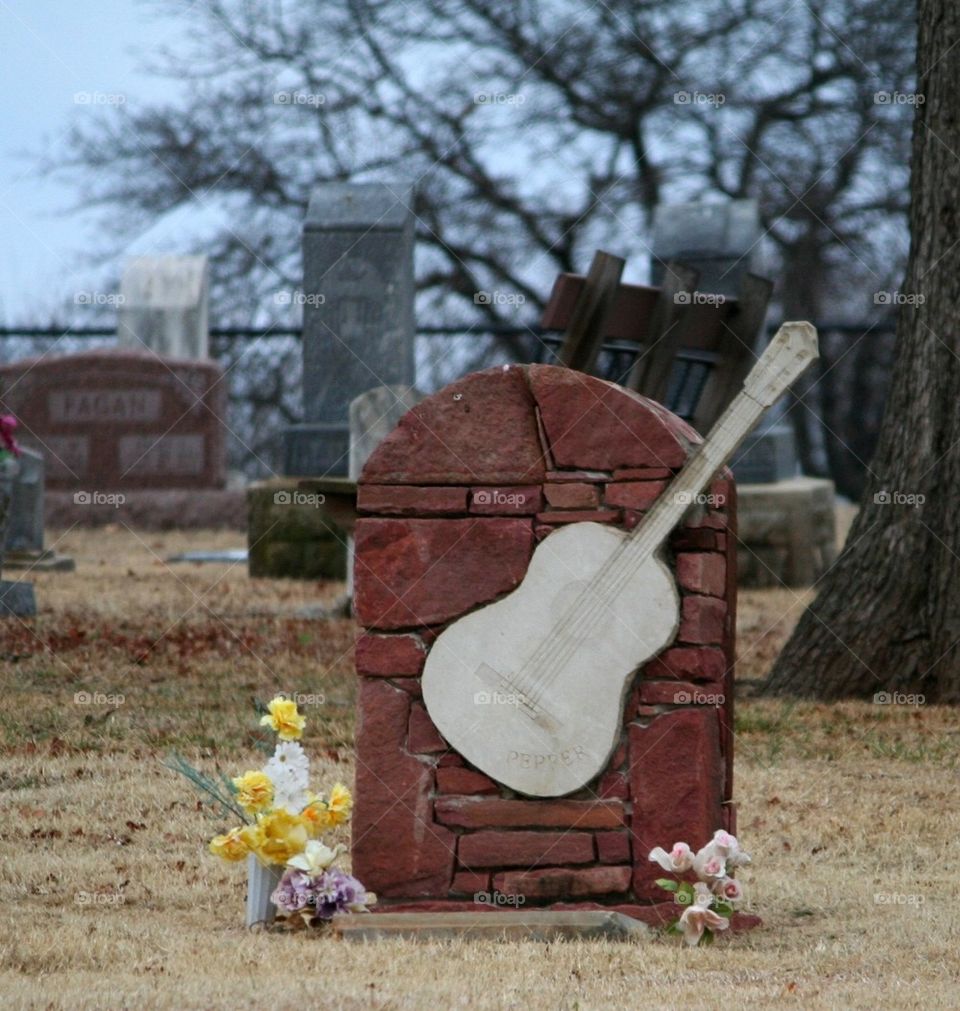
[1,524,957,1010]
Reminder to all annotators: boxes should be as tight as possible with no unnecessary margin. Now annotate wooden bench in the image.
[538,251,773,432]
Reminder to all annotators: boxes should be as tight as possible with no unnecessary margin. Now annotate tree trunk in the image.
[765,0,960,702]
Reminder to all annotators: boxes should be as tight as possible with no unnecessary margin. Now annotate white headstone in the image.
[348,385,423,480]
[117,255,210,359]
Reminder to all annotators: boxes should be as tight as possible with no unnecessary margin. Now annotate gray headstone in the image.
[349,385,423,480]
[117,255,210,359]
[731,423,798,483]
[0,580,35,617]
[652,200,799,484]
[284,182,416,476]
[651,199,762,297]
[7,448,44,554]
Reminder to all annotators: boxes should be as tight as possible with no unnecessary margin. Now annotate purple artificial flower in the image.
[311,867,368,920]
[270,869,316,912]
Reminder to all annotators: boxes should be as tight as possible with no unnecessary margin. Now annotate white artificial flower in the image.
[711,829,751,868]
[287,839,344,874]
[678,884,730,946]
[649,842,694,873]
[263,741,310,812]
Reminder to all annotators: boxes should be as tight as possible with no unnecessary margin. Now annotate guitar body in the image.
[421,522,679,797]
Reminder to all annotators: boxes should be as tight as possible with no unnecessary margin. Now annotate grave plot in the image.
[352,363,738,924]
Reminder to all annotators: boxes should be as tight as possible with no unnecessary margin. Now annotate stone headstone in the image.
[651,199,762,297]
[343,385,424,599]
[1,448,74,573]
[7,448,43,553]
[651,200,797,484]
[284,182,416,477]
[349,385,423,481]
[351,364,738,914]
[0,580,35,617]
[117,255,210,360]
[0,349,227,491]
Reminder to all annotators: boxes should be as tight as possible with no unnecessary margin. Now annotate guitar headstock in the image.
[743,321,819,407]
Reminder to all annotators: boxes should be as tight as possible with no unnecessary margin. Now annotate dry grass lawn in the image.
[1,524,958,1009]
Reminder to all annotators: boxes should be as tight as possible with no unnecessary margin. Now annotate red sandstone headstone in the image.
[0,349,226,490]
[352,364,738,918]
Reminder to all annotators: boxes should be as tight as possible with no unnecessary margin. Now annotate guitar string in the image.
[522,416,746,706]
[514,401,754,710]
[519,442,732,708]
[520,397,757,705]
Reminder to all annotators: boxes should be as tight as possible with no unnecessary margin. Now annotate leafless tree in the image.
[47,0,915,479]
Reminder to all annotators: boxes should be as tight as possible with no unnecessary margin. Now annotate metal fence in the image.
[0,319,896,493]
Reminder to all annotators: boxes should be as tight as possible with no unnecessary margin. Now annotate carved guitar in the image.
[421,322,818,797]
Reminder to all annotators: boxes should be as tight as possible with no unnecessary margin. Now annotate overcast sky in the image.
[0,0,184,321]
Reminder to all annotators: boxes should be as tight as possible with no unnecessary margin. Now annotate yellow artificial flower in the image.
[301,796,332,836]
[232,770,273,814]
[255,809,309,865]
[208,827,250,862]
[239,822,265,853]
[259,696,305,741]
[326,783,353,826]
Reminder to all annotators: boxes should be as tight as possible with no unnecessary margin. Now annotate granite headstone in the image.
[0,349,227,491]
[651,199,795,482]
[284,182,416,477]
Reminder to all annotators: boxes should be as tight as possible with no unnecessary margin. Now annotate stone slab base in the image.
[46,489,246,530]
[736,476,836,587]
[247,478,349,580]
[0,580,36,617]
[4,550,75,573]
[333,909,649,942]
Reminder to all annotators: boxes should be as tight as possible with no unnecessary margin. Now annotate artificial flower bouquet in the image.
[649,830,751,946]
[170,695,374,927]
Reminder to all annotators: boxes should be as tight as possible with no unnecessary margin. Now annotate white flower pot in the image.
[245,854,282,927]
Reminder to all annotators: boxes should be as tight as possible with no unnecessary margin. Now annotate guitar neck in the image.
[623,388,767,559]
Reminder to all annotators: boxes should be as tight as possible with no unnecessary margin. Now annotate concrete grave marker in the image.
[117,255,210,360]
[284,182,415,477]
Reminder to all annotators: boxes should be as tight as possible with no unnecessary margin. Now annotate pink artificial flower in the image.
[712,876,744,904]
[0,415,20,457]
[693,842,727,880]
[649,841,694,873]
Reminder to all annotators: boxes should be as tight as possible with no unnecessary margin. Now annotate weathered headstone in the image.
[0,463,36,616]
[343,385,424,599]
[351,364,739,923]
[651,199,762,297]
[651,201,830,584]
[651,199,796,483]
[284,182,415,477]
[117,255,210,360]
[349,385,423,480]
[0,349,227,491]
[7,448,43,553]
[3,449,74,572]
